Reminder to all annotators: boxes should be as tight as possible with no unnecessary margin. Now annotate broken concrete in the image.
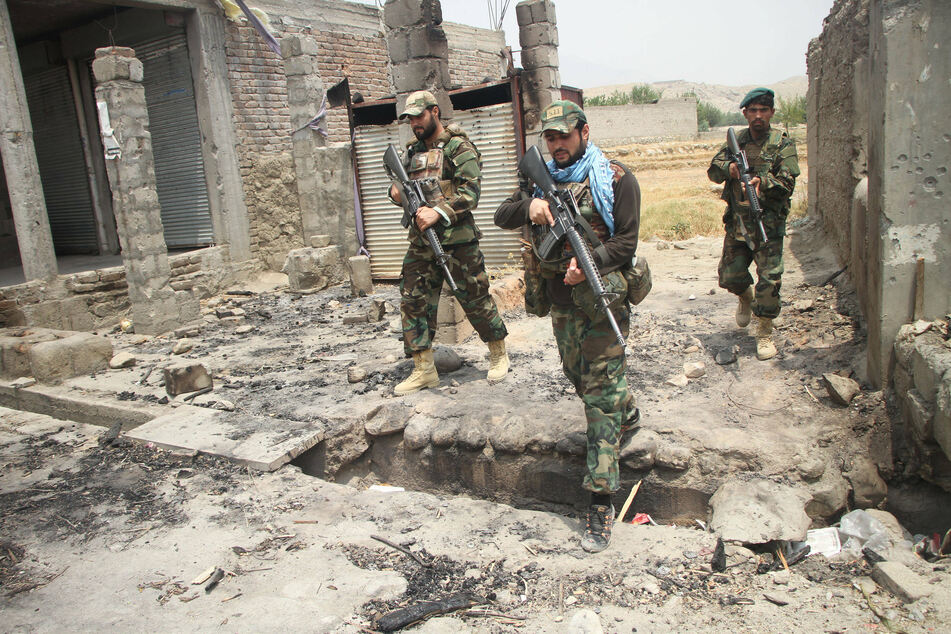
[709,479,811,544]
[872,561,934,603]
[281,246,346,292]
[163,363,212,396]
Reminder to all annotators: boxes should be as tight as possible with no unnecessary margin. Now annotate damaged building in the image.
[0,0,567,334]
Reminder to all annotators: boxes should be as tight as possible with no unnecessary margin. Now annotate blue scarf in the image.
[537,142,616,235]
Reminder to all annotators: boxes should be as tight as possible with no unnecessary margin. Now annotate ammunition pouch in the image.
[623,255,652,305]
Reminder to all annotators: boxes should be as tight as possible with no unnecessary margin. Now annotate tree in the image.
[775,95,807,130]
[583,84,660,108]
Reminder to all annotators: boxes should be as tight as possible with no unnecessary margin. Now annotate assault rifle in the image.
[383,144,458,292]
[518,145,626,350]
[726,127,768,247]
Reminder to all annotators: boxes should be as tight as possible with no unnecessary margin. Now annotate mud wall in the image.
[585,97,699,145]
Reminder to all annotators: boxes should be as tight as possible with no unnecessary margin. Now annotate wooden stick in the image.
[616,480,642,524]
[371,534,432,568]
[776,547,789,571]
[914,257,925,321]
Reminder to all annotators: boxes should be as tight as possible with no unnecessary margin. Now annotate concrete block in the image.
[912,341,951,402]
[933,373,951,458]
[384,31,411,64]
[280,35,318,58]
[519,23,558,49]
[436,292,465,325]
[283,56,315,77]
[433,318,473,345]
[163,362,212,396]
[383,0,441,29]
[521,66,561,92]
[515,2,534,27]
[348,255,374,297]
[872,561,933,603]
[529,0,557,24]
[520,45,558,70]
[310,235,331,248]
[29,333,113,384]
[905,388,934,442]
[281,246,345,292]
[404,24,448,59]
[92,55,144,83]
[390,59,450,95]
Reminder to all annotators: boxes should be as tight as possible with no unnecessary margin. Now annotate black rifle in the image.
[726,127,768,247]
[518,145,626,350]
[383,144,458,292]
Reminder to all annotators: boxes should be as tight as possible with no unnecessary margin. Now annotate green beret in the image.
[740,87,774,109]
[540,100,587,133]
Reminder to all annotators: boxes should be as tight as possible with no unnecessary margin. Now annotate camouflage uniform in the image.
[394,123,507,356]
[495,105,640,495]
[707,126,799,319]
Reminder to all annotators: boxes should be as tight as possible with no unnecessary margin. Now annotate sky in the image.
[358,0,837,88]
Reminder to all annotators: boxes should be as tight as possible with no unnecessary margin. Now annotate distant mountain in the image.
[584,76,807,113]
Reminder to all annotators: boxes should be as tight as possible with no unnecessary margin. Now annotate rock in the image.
[666,374,688,388]
[490,415,530,453]
[430,420,460,447]
[620,430,657,470]
[793,299,814,311]
[688,294,696,300]
[845,457,887,508]
[797,455,826,481]
[214,399,235,411]
[684,361,706,378]
[863,509,911,544]
[871,562,934,603]
[27,332,113,384]
[456,424,487,451]
[655,241,671,250]
[163,362,212,396]
[389,319,403,334]
[911,319,932,335]
[822,373,860,406]
[327,300,341,310]
[655,444,691,470]
[11,376,36,388]
[716,347,738,365]
[172,339,194,355]
[348,255,374,297]
[567,609,603,634]
[771,569,791,585]
[310,234,331,248]
[403,414,434,450]
[806,469,850,519]
[281,246,345,292]
[343,313,368,325]
[709,478,811,543]
[556,432,587,457]
[684,345,700,354]
[365,404,413,436]
[348,367,367,383]
[432,347,463,373]
[367,299,386,322]
[235,325,254,334]
[109,352,136,369]
[763,592,789,606]
[173,326,200,338]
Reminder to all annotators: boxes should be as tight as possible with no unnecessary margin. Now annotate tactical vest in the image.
[537,179,611,277]
[722,128,790,240]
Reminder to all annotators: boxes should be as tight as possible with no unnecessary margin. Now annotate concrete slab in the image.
[125,405,325,471]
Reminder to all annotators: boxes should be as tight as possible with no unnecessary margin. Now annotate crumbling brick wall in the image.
[444,23,505,88]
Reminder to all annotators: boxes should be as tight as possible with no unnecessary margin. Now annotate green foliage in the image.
[584,84,661,107]
[671,221,692,239]
[776,95,807,129]
[695,99,744,131]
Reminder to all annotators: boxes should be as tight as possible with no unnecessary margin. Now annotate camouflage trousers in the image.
[717,232,785,319]
[550,294,634,495]
[400,240,508,356]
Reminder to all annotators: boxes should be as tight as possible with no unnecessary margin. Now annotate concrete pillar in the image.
[0,0,58,281]
[516,0,561,138]
[187,9,252,263]
[384,0,453,145]
[867,0,951,388]
[92,46,198,335]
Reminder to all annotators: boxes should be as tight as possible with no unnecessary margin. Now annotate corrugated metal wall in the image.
[355,102,521,279]
[23,67,99,254]
[135,33,214,249]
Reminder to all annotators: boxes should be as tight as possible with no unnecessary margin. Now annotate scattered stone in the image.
[348,367,368,383]
[763,592,789,606]
[666,374,688,388]
[793,299,814,312]
[214,399,235,412]
[343,313,369,325]
[620,429,658,470]
[771,569,791,585]
[174,325,201,338]
[709,478,811,543]
[715,347,738,365]
[365,404,414,436]
[708,288,716,295]
[432,347,463,373]
[822,373,860,406]
[912,319,932,335]
[688,294,696,300]
[655,444,691,470]
[684,362,706,378]
[348,255,374,297]
[684,345,700,354]
[806,469,850,518]
[389,319,402,334]
[403,415,434,450]
[327,300,341,310]
[367,299,386,322]
[871,561,934,603]
[215,307,236,318]
[845,457,887,508]
[282,246,345,291]
[384,354,398,363]
[172,339,194,355]
[109,352,136,369]
[235,325,254,334]
[567,609,603,634]
[163,362,213,396]
[310,234,331,248]
[797,455,826,481]
[655,241,671,250]
[10,376,36,388]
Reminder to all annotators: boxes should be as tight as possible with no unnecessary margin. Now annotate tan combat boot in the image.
[755,316,777,360]
[486,339,509,384]
[394,349,439,395]
[735,287,753,327]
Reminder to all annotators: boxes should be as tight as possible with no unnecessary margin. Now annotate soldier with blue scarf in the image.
[494,101,641,553]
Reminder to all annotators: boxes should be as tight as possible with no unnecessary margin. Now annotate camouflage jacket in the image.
[397,124,483,247]
[707,126,799,238]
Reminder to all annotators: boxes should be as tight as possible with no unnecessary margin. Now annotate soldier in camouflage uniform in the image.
[708,87,800,360]
[387,90,508,396]
[494,101,641,553]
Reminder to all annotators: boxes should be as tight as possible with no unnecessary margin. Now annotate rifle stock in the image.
[383,144,459,292]
[517,146,626,351]
[726,128,768,246]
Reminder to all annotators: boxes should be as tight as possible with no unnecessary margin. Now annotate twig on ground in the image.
[183,386,213,402]
[804,385,820,403]
[616,480,642,524]
[522,543,537,556]
[371,534,432,568]
[646,568,687,589]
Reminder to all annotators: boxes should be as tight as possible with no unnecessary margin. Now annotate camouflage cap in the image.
[399,90,438,118]
[540,100,587,133]
[740,87,775,109]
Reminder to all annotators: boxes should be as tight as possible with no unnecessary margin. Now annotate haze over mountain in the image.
[584,76,808,113]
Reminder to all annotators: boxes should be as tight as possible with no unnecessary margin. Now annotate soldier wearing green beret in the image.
[494,100,642,553]
[387,90,509,395]
[708,87,800,360]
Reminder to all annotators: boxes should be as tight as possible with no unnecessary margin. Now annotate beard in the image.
[413,116,438,141]
[553,143,586,168]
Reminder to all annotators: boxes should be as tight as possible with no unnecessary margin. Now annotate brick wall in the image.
[444,23,506,88]
[314,30,392,144]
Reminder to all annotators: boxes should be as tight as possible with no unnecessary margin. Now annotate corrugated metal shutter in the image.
[134,33,214,248]
[24,67,99,254]
[355,102,521,279]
